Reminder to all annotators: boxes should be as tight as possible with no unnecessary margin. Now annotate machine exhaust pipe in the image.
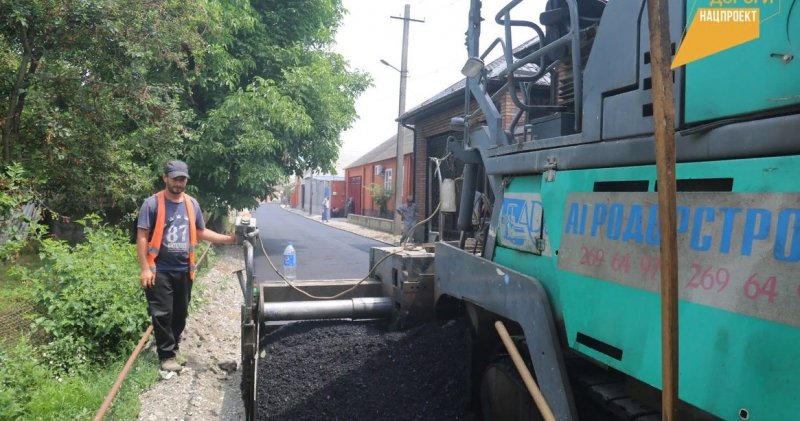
[261,297,393,321]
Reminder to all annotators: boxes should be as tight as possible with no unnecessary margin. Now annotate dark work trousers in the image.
[145,271,193,360]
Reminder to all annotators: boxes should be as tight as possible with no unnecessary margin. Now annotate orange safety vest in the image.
[146,190,198,280]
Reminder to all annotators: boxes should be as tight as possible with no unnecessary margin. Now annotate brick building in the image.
[343,131,414,218]
[398,48,549,241]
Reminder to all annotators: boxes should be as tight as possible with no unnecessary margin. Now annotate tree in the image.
[0,0,206,218]
[187,0,370,222]
[366,183,392,218]
[0,0,370,226]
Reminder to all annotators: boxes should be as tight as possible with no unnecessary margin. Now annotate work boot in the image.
[160,358,183,372]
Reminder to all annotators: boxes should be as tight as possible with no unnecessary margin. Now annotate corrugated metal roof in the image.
[400,37,550,120]
[309,174,345,181]
[344,129,414,169]
[344,38,549,169]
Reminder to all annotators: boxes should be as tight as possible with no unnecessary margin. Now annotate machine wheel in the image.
[241,354,254,420]
[479,355,543,421]
[240,304,259,420]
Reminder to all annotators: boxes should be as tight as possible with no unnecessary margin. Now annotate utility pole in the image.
[390,4,423,236]
[645,0,678,419]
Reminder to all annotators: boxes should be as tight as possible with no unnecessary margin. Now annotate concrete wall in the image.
[347,214,395,233]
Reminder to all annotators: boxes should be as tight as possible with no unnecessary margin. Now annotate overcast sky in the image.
[333,0,548,173]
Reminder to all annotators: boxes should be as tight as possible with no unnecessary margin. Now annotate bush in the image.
[0,162,44,261]
[366,183,392,218]
[17,215,149,373]
[0,338,47,420]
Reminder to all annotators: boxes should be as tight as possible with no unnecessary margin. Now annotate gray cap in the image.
[164,160,190,179]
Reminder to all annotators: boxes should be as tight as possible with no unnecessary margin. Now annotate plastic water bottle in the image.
[283,243,296,280]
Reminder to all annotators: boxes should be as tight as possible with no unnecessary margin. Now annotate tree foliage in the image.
[0,0,204,218]
[366,182,392,218]
[0,0,370,223]
[0,162,43,260]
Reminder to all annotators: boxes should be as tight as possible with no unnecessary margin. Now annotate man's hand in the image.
[140,268,156,288]
[199,228,240,245]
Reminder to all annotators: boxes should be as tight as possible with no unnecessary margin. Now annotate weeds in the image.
[1,217,158,419]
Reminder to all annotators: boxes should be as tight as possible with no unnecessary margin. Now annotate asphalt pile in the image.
[256,318,476,421]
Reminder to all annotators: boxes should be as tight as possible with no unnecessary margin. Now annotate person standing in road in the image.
[396,195,417,243]
[136,160,236,372]
[322,196,331,223]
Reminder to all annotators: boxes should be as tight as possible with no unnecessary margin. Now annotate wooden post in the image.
[645,0,678,419]
[494,321,556,421]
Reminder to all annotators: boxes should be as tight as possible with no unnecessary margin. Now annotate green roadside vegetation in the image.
[0,216,213,420]
[0,0,370,227]
[1,337,159,420]
[0,218,157,420]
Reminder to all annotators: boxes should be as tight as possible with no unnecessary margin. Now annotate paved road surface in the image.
[251,203,385,282]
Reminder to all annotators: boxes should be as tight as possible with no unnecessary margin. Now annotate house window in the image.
[384,168,393,192]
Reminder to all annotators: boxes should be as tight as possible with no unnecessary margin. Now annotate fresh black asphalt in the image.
[250,203,386,282]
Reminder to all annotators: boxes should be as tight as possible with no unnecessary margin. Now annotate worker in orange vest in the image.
[136,160,235,372]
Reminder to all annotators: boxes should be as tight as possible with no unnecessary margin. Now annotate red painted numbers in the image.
[639,255,660,280]
[611,253,632,274]
[686,264,730,292]
[743,274,778,304]
[579,247,605,266]
[574,245,795,306]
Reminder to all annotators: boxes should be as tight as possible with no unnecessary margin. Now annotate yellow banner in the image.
[672,8,760,69]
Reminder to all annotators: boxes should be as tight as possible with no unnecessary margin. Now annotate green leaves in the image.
[20,216,147,372]
[184,0,370,218]
[366,183,393,216]
[0,0,370,225]
[0,162,43,260]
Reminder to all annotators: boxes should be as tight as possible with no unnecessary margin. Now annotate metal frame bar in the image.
[435,242,578,421]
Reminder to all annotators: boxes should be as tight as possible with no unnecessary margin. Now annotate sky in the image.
[333,0,548,173]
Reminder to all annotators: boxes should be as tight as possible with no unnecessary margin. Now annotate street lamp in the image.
[380,59,401,73]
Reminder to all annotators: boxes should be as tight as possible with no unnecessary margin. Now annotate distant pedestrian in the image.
[322,196,331,223]
[396,196,417,243]
[345,197,354,216]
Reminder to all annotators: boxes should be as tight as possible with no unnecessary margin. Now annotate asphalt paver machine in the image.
[238,0,800,419]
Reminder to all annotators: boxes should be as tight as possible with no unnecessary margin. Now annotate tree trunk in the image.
[2,23,36,164]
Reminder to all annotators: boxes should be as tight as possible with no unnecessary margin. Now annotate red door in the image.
[348,176,362,215]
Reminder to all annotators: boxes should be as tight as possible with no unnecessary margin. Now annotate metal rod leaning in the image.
[93,324,154,421]
[94,245,211,420]
[494,320,556,421]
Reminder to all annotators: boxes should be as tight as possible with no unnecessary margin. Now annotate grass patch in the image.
[0,218,160,420]
[0,337,159,420]
[0,221,225,420]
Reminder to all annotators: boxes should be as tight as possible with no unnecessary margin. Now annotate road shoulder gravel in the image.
[137,209,402,420]
[137,246,245,421]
